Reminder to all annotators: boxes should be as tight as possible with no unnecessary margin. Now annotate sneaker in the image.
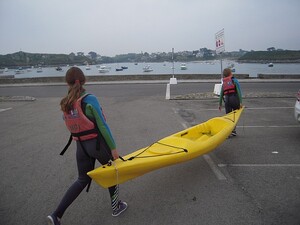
[112,201,128,217]
[47,215,61,225]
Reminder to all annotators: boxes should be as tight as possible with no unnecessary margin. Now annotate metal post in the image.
[172,48,175,78]
[170,48,177,84]
[220,52,223,79]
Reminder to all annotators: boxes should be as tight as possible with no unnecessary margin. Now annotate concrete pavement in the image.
[0,82,299,225]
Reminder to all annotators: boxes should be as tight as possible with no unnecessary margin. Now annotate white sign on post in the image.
[215,29,225,54]
[214,29,225,95]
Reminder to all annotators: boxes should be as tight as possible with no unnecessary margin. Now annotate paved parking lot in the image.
[0,82,299,225]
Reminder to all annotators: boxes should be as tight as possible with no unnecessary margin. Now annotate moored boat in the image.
[143,65,153,72]
[56,66,62,71]
[180,63,187,70]
[27,66,34,72]
[98,66,110,73]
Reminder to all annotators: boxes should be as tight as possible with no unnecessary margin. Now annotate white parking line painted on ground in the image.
[218,164,300,167]
[0,108,12,113]
[203,155,227,180]
[181,122,188,129]
[245,107,294,110]
[237,125,299,128]
[178,106,294,112]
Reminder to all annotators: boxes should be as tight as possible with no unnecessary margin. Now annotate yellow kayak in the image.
[88,107,244,188]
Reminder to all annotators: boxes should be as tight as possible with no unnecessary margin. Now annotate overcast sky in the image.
[0,0,299,56]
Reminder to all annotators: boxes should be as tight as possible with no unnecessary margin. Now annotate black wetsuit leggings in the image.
[53,138,119,219]
[224,93,240,114]
[224,93,240,132]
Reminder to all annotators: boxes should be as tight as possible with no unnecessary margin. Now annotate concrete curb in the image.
[0,92,296,102]
[0,78,300,88]
[173,92,296,100]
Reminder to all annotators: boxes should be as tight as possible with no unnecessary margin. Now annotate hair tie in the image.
[75,79,80,84]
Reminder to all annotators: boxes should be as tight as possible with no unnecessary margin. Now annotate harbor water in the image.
[1,61,300,79]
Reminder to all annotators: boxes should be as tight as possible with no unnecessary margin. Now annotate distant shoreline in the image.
[237,59,300,64]
[2,50,300,67]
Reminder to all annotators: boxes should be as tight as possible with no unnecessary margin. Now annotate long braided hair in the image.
[60,67,86,113]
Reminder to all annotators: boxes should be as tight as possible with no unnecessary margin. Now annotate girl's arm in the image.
[234,78,243,104]
[84,95,116,151]
[219,85,224,108]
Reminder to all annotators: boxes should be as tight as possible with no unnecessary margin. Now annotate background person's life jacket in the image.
[63,94,98,141]
[222,76,236,95]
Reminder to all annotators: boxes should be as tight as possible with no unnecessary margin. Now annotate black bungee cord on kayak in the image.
[223,110,236,123]
[117,141,188,162]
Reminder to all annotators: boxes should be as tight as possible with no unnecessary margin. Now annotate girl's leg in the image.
[224,96,233,114]
[91,135,122,213]
[52,140,95,219]
[108,185,119,211]
[96,136,121,212]
[76,136,127,216]
[226,95,240,135]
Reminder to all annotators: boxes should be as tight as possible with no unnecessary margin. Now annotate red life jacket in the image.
[63,94,98,141]
[222,76,236,95]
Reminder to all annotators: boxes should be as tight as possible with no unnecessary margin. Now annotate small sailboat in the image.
[98,65,110,73]
[180,63,187,70]
[37,67,43,73]
[228,63,236,72]
[15,67,23,74]
[26,66,33,72]
[143,65,153,72]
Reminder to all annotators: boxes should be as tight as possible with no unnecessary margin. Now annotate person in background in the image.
[218,68,243,137]
[47,67,128,225]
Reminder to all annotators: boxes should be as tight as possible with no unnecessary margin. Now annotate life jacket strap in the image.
[60,128,98,156]
[60,134,73,156]
[71,128,98,137]
[224,89,236,95]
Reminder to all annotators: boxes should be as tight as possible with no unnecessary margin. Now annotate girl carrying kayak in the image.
[219,68,243,137]
[47,67,128,225]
